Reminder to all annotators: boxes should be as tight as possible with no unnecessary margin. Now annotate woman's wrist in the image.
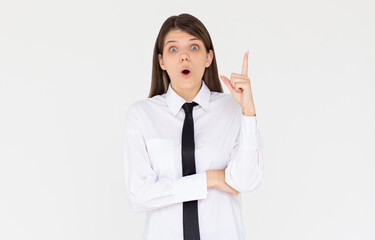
[206,170,216,189]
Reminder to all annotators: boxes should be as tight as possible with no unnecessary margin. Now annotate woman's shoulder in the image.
[211,91,239,106]
[210,91,231,100]
[209,91,242,116]
[125,94,166,117]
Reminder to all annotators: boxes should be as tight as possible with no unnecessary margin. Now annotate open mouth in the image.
[182,69,190,75]
[180,69,191,78]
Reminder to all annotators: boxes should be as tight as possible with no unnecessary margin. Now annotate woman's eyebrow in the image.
[164,38,200,47]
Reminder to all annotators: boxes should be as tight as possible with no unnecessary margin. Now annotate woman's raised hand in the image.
[219,51,256,116]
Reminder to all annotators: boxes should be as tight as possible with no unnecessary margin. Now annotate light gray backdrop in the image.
[1,0,374,239]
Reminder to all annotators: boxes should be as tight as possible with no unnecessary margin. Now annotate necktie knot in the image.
[182,102,198,115]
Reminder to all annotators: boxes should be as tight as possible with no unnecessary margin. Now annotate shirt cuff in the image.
[239,115,258,151]
[173,171,208,203]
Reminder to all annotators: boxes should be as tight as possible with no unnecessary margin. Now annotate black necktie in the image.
[181,101,200,240]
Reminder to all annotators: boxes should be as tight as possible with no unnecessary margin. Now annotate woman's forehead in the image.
[164,29,202,45]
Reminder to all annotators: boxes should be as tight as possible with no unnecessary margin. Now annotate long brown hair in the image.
[148,13,223,98]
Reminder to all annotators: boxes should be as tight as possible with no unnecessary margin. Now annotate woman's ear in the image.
[205,50,213,68]
[158,54,166,70]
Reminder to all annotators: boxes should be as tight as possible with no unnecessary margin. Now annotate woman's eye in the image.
[191,45,199,50]
[168,45,198,52]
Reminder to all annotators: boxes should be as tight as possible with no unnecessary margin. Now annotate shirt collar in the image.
[166,79,211,116]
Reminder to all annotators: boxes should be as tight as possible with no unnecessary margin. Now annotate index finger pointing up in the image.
[241,50,249,76]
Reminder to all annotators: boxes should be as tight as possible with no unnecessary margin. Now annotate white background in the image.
[1,0,374,239]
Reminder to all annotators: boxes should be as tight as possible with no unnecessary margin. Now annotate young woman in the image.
[123,13,264,240]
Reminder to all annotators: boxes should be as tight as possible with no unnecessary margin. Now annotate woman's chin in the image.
[179,78,200,87]
[170,76,201,90]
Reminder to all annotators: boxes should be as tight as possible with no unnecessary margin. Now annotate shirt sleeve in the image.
[123,106,208,213]
[224,114,264,193]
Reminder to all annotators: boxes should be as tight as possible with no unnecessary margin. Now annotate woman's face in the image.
[158,29,213,94]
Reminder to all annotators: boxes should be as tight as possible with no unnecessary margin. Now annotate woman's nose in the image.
[180,51,190,62]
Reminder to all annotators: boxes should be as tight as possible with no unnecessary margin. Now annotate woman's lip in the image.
[180,66,191,72]
[180,71,192,79]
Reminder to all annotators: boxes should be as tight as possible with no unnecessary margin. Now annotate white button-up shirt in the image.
[123,79,264,240]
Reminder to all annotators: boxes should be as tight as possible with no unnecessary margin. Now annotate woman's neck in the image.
[171,81,202,102]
